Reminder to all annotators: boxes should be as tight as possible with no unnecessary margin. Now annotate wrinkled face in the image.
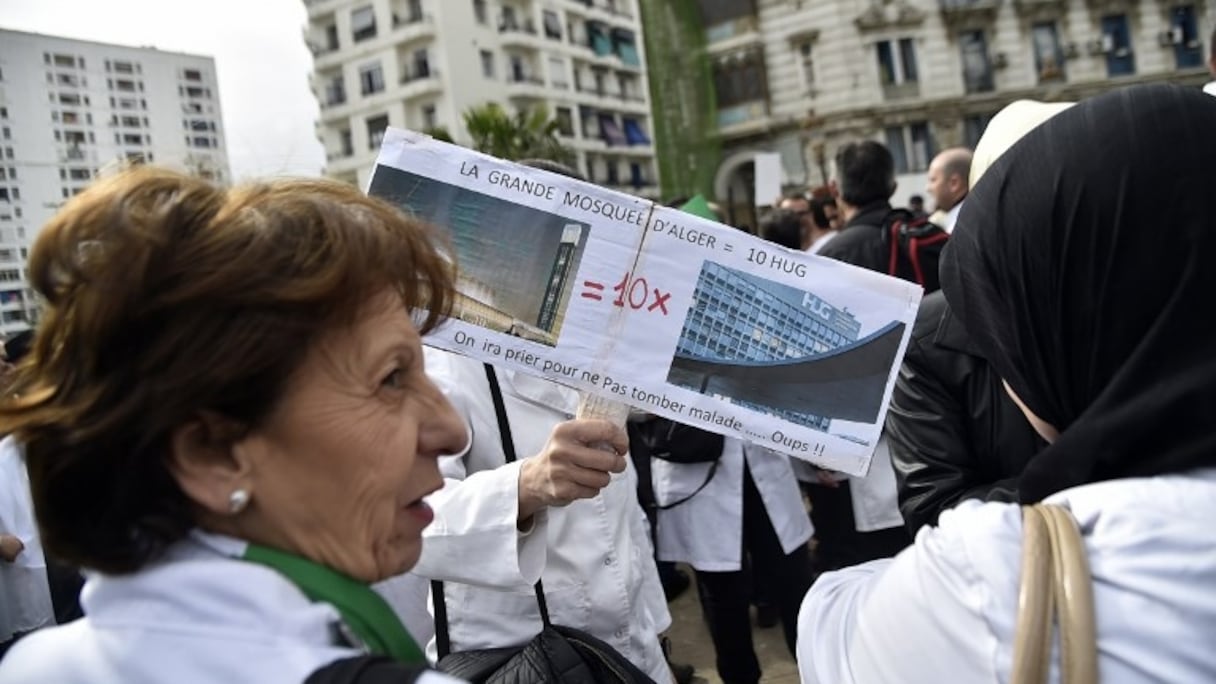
[236,289,466,581]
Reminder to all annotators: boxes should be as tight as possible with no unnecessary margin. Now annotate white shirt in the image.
[0,436,54,642]
[941,202,963,233]
[797,468,1216,683]
[0,531,462,684]
[651,438,812,572]
[413,349,673,683]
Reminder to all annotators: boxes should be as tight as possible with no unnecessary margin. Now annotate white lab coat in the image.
[413,349,673,683]
[651,437,812,572]
[797,468,1216,683]
[0,530,461,684]
[0,436,54,643]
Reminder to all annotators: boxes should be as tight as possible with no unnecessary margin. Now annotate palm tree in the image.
[462,102,575,166]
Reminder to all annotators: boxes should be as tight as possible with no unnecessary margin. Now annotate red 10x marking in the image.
[579,273,671,315]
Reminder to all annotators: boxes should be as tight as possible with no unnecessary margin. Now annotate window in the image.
[64,130,86,144]
[422,104,437,129]
[1,128,8,141]
[122,133,144,145]
[117,97,138,110]
[352,5,377,42]
[325,24,340,51]
[122,115,142,127]
[187,119,210,131]
[549,56,568,89]
[1031,22,1065,82]
[1101,14,1135,77]
[501,6,518,31]
[57,73,79,87]
[0,107,6,119]
[114,78,138,92]
[885,122,934,173]
[798,41,815,91]
[183,68,203,82]
[473,0,488,25]
[712,50,766,108]
[113,60,135,74]
[480,50,495,78]
[185,86,206,98]
[964,113,995,149]
[359,63,385,95]
[68,168,91,181]
[695,0,755,28]
[191,136,213,148]
[959,30,994,93]
[605,157,619,185]
[555,106,574,136]
[543,10,562,40]
[1168,5,1204,69]
[876,38,918,97]
[61,111,80,125]
[412,49,430,78]
[326,75,346,106]
[57,92,81,106]
[340,128,354,156]
[366,114,390,149]
[53,53,76,68]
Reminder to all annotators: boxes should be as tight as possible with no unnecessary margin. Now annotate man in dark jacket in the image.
[817,141,897,270]
[805,141,913,573]
[886,291,1044,535]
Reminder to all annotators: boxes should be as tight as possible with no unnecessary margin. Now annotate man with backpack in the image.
[806,140,941,575]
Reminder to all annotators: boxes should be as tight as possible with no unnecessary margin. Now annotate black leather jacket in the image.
[887,291,1045,535]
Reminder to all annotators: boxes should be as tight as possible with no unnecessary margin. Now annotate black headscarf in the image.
[940,84,1216,503]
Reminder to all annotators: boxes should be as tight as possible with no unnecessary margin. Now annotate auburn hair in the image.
[0,166,454,573]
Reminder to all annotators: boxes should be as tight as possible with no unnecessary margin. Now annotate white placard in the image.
[753,152,783,207]
[368,129,923,476]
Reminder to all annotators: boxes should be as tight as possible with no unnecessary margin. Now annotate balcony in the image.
[939,0,1001,27]
[499,19,540,49]
[882,81,921,100]
[1012,0,1066,20]
[506,73,547,100]
[397,68,443,100]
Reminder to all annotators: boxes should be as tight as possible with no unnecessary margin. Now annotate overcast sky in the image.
[2,0,326,180]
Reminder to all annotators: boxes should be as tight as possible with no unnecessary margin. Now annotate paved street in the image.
[664,565,800,684]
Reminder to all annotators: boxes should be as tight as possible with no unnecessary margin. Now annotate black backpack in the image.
[880,208,949,293]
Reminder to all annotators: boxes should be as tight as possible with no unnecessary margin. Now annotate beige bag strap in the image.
[1011,503,1098,684]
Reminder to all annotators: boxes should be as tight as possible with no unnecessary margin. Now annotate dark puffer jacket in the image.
[887,291,1045,535]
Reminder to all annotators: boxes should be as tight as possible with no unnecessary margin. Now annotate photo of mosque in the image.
[368,164,589,346]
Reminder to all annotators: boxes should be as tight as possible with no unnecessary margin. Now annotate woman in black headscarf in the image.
[795,84,1216,683]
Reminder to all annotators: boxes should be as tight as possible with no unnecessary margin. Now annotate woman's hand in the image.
[517,419,628,524]
[0,534,25,562]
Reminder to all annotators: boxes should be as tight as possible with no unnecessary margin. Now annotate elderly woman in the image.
[796,84,1216,681]
[0,168,468,683]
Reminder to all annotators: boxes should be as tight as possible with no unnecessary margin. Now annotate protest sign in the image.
[368,129,922,476]
[753,152,783,207]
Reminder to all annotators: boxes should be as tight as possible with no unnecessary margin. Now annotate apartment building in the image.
[306,0,659,196]
[0,29,229,336]
[648,0,1210,227]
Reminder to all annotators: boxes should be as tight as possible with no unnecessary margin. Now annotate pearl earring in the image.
[228,488,250,514]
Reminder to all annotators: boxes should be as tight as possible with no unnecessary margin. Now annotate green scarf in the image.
[242,543,425,665]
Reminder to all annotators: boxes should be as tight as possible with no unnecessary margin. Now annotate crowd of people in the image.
[1,70,1214,684]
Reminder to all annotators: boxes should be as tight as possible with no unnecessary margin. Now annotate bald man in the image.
[925,147,972,233]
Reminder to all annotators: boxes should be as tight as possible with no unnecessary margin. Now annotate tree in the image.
[462,102,575,166]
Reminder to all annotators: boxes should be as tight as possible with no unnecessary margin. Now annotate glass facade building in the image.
[674,261,862,430]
